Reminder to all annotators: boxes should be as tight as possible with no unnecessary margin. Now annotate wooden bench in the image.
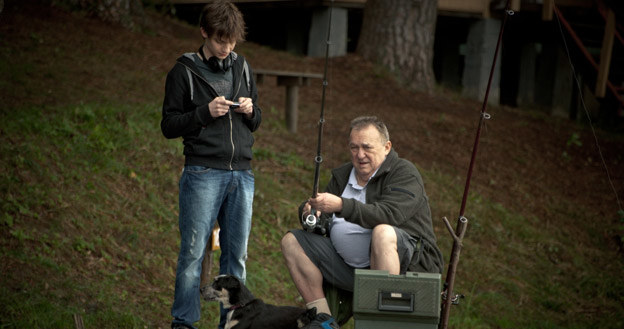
[254,69,323,133]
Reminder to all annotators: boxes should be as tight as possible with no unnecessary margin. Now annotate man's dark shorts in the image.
[290,226,441,292]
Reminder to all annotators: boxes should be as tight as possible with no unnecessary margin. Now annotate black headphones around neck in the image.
[199,46,233,73]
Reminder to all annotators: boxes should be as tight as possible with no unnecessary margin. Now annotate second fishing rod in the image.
[302,1,334,235]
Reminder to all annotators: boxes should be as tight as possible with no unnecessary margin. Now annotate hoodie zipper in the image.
[228,110,234,170]
[227,65,247,170]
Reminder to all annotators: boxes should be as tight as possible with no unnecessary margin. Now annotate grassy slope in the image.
[1,2,623,328]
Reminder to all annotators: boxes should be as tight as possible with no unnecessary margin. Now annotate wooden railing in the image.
[547,1,623,106]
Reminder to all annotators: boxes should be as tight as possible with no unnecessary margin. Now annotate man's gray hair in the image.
[349,116,390,143]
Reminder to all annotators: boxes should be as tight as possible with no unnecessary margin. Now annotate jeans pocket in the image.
[184,165,211,173]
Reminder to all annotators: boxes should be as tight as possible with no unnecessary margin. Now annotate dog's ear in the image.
[223,275,241,290]
[212,274,235,291]
[211,275,223,289]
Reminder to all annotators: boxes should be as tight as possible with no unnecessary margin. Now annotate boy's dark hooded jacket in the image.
[161,52,261,170]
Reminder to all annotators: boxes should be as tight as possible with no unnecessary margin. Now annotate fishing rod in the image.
[439,1,513,328]
[302,0,334,235]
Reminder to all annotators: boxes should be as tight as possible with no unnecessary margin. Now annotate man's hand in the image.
[308,192,343,214]
[302,202,321,221]
[301,201,329,236]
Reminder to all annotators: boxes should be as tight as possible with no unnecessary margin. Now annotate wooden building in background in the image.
[171,0,624,125]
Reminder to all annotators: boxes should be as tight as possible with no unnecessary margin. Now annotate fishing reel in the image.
[302,211,330,236]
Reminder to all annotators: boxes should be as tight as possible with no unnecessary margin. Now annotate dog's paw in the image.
[298,311,339,329]
[296,307,317,328]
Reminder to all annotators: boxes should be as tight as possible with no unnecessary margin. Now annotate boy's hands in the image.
[209,96,253,119]
[233,97,253,119]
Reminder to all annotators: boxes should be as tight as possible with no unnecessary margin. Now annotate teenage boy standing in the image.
[161,1,261,328]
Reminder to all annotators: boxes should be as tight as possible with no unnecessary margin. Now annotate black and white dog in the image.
[202,274,316,329]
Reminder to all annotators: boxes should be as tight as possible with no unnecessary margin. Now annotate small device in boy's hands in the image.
[229,102,240,109]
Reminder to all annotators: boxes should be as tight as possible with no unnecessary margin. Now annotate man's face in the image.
[349,125,391,184]
[201,29,236,59]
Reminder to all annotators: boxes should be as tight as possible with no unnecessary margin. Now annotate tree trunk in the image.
[356,0,438,93]
[66,0,145,29]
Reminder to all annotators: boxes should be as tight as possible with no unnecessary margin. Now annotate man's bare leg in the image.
[370,224,400,274]
[281,232,331,314]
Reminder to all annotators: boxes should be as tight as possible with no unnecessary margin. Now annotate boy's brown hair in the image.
[199,0,246,42]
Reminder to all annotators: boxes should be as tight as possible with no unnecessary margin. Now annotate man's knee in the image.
[281,232,299,257]
[372,224,396,242]
[371,224,397,250]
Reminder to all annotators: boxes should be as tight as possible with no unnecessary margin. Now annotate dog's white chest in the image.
[224,309,239,329]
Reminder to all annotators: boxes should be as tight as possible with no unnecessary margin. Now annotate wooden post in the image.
[595,9,615,98]
[439,216,468,329]
[285,85,300,133]
[542,0,554,21]
[482,0,490,19]
[253,69,322,133]
[73,314,85,329]
[276,75,310,134]
[200,227,219,290]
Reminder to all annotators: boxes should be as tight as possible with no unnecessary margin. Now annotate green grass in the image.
[5,98,623,329]
[0,99,324,328]
[0,102,179,328]
[423,166,624,329]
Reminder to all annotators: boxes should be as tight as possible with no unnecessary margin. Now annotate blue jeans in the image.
[171,166,254,329]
